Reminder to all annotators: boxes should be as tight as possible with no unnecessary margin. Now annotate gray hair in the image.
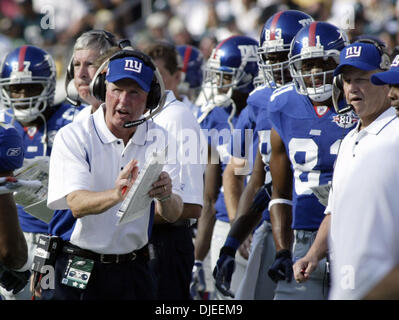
[73,30,117,55]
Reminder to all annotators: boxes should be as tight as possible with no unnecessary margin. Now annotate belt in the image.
[62,243,149,264]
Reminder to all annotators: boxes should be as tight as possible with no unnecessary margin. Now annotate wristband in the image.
[268,198,293,211]
[224,236,240,251]
[220,236,240,257]
[194,260,203,267]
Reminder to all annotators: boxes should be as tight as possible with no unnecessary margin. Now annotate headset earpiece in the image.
[66,56,74,82]
[65,55,80,105]
[332,73,354,114]
[90,64,108,102]
[353,38,391,70]
[334,73,343,90]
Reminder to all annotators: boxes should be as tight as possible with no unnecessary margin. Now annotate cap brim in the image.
[371,71,399,85]
[334,61,378,76]
[106,74,151,92]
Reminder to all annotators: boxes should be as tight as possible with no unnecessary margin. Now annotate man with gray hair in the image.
[65,29,118,120]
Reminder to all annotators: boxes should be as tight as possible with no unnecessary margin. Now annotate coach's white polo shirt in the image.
[47,104,182,254]
[327,107,399,299]
[152,90,205,206]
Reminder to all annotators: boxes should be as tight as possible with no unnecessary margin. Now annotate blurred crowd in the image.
[1,0,399,101]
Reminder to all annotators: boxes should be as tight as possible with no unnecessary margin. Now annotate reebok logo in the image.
[6,147,22,157]
[124,59,142,73]
[345,46,362,59]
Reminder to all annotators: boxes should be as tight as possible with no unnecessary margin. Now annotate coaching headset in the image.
[332,37,391,114]
[89,45,166,128]
[65,30,118,106]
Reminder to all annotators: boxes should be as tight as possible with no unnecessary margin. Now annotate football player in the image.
[266,21,356,299]
[0,124,31,296]
[191,35,258,300]
[0,45,83,299]
[213,10,314,300]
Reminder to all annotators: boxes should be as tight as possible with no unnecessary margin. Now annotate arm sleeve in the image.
[47,127,92,210]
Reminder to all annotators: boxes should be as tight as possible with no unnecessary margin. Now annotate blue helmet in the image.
[289,21,349,102]
[177,45,204,91]
[205,35,259,95]
[0,45,56,123]
[258,10,313,88]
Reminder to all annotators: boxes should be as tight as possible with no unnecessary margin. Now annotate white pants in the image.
[235,220,276,300]
[210,219,247,300]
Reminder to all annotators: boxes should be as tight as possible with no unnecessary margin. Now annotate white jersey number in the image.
[288,137,341,195]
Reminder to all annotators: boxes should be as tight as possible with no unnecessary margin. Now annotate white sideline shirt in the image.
[327,107,399,300]
[47,104,182,254]
[152,91,205,206]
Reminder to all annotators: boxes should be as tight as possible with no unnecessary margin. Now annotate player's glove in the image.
[213,236,240,298]
[268,249,293,283]
[0,264,31,294]
[190,260,207,300]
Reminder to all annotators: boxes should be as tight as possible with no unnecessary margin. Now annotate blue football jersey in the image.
[268,84,358,230]
[230,85,274,223]
[2,103,83,233]
[198,105,240,222]
[0,123,24,172]
[230,85,273,161]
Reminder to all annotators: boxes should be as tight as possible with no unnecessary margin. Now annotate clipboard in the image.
[116,148,167,225]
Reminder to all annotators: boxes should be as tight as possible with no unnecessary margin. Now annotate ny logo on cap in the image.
[345,46,362,59]
[124,59,142,73]
[391,55,399,67]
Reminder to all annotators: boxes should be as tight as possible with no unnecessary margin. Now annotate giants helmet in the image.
[177,44,204,91]
[258,10,313,88]
[0,45,56,123]
[289,21,349,102]
[204,35,259,96]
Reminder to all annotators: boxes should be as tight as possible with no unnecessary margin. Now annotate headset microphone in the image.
[123,119,146,128]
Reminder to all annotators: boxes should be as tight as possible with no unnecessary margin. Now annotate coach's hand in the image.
[268,249,293,283]
[293,254,319,283]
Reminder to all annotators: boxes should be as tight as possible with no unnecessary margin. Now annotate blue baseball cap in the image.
[106,56,154,92]
[334,42,383,76]
[0,125,24,172]
[371,55,399,85]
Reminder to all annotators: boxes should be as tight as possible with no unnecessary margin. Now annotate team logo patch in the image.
[391,55,399,67]
[345,46,362,59]
[313,105,329,117]
[124,59,142,73]
[332,111,359,128]
[6,147,22,157]
[25,126,38,139]
[237,45,258,61]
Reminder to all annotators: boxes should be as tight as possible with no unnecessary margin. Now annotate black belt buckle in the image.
[100,254,114,264]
